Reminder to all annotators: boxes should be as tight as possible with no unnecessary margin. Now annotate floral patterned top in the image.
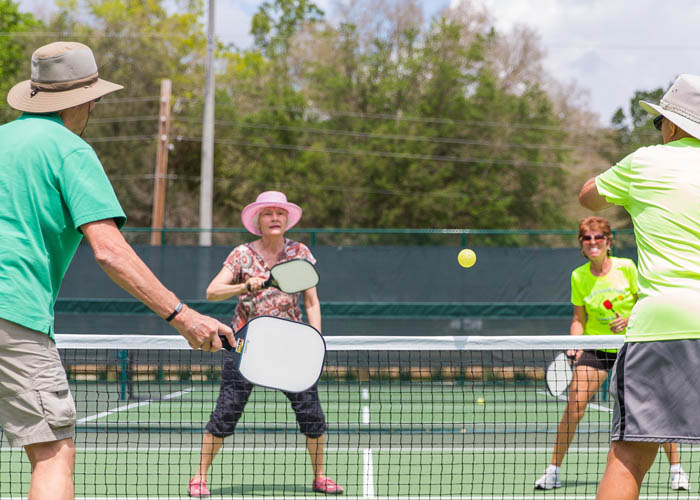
[223,239,316,330]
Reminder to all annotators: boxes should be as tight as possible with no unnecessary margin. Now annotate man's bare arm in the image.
[579,177,612,211]
[81,219,234,351]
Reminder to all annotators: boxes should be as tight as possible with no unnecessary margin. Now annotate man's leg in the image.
[25,438,75,500]
[597,441,658,500]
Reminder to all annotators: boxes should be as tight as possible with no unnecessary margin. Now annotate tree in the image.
[251,0,323,59]
[16,0,587,239]
[232,1,573,233]
[44,0,210,235]
[606,86,666,162]
[0,0,41,123]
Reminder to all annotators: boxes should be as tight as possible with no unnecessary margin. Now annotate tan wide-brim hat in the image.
[7,41,123,113]
[640,74,700,140]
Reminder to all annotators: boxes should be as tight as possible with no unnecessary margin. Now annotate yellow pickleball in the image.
[458,248,476,268]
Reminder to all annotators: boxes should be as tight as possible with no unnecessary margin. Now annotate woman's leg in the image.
[285,386,342,493]
[306,434,325,479]
[661,442,679,465]
[192,431,225,483]
[190,360,253,489]
[550,365,609,466]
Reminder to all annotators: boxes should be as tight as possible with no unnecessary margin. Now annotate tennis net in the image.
[1,334,695,499]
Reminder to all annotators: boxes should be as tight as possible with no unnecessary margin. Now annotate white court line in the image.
[362,387,376,499]
[361,386,371,423]
[363,448,376,499]
[76,388,193,424]
[362,406,371,424]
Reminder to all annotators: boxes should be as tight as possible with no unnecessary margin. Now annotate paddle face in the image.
[545,352,573,397]
[219,316,326,393]
[264,259,319,294]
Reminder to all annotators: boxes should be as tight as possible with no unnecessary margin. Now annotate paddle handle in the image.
[261,276,276,289]
[219,334,233,351]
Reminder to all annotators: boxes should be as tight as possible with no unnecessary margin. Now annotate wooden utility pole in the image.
[150,78,172,246]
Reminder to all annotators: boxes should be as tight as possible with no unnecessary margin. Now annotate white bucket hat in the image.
[7,41,123,113]
[640,74,700,140]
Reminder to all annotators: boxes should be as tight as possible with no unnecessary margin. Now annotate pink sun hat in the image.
[241,191,303,236]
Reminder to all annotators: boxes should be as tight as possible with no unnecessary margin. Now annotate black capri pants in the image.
[575,349,617,372]
[206,354,327,438]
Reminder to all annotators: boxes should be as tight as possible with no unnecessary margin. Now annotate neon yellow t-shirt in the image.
[596,137,700,342]
[571,257,639,344]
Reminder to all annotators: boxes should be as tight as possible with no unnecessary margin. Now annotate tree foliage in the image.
[2,0,596,240]
[43,0,209,226]
[213,0,571,236]
[0,0,41,123]
[605,86,666,163]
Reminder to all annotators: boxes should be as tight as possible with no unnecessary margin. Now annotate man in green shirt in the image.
[0,42,234,500]
[580,74,700,500]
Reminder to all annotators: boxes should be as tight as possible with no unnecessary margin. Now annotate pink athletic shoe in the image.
[187,477,210,497]
[312,476,344,494]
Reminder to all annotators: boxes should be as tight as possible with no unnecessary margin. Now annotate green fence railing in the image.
[55,299,571,319]
[123,227,636,247]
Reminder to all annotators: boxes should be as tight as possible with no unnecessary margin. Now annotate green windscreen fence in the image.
[55,245,637,336]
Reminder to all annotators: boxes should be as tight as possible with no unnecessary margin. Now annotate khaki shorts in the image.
[0,318,76,447]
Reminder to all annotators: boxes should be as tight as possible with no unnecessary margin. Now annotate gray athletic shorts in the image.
[610,339,700,443]
[0,318,76,447]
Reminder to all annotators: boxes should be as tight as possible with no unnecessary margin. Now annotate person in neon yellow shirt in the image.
[534,217,688,491]
[581,74,700,500]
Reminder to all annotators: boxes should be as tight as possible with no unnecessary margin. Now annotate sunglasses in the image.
[580,234,606,242]
[653,115,664,131]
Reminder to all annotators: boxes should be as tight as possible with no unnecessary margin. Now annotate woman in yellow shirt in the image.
[534,216,688,491]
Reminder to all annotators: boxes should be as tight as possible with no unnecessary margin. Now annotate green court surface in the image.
[2,378,697,499]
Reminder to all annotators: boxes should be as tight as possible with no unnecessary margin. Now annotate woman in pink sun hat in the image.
[188,191,344,497]
[240,191,303,236]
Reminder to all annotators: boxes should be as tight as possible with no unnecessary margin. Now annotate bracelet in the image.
[165,302,183,322]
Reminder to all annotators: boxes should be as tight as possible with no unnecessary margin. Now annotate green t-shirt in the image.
[571,257,639,344]
[0,113,126,337]
[596,137,700,342]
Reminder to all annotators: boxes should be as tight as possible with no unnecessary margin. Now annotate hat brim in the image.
[241,201,303,236]
[640,100,700,140]
[7,78,123,113]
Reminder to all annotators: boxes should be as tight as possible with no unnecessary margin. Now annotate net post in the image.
[118,349,128,401]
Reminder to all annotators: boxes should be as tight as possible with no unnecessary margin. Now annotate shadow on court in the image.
[214,483,319,496]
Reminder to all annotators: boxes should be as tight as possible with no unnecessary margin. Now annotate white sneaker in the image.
[671,469,690,490]
[534,468,561,490]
